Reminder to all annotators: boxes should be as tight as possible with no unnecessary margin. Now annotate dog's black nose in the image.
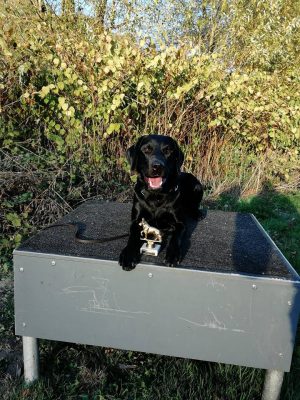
[151,163,164,176]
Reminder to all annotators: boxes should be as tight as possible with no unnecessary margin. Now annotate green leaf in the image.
[48,133,65,148]
[107,123,121,135]
[39,85,50,99]
[5,213,21,227]
[15,234,22,244]
[58,97,66,105]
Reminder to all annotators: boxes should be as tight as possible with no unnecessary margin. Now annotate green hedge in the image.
[1,13,299,188]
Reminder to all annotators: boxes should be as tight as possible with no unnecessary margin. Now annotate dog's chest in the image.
[140,195,179,227]
[142,192,178,211]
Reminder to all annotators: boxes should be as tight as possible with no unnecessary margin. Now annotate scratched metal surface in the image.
[14,255,300,371]
[16,200,298,279]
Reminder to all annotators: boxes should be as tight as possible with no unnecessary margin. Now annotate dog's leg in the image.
[165,221,185,267]
[119,221,142,271]
[119,203,143,271]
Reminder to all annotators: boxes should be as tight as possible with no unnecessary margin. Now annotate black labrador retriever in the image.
[119,134,203,271]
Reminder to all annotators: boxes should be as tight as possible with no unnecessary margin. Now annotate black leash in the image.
[44,223,129,244]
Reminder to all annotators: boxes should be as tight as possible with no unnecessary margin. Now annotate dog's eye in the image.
[162,146,172,156]
[142,145,153,154]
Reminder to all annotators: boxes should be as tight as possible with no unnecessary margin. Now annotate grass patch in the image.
[6,347,265,400]
[215,190,300,272]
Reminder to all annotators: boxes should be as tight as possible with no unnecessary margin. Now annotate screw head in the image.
[51,260,56,266]
[19,267,24,272]
[148,273,153,278]
[252,284,257,290]
[22,322,26,327]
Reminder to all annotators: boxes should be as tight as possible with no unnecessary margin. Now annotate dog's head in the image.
[126,135,184,190]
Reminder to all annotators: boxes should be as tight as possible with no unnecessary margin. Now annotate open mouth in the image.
[145,176,165,190]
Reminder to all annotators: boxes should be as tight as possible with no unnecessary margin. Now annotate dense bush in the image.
[1,10,299,188]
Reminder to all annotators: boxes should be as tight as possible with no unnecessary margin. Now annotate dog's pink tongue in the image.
[147,177,163,189]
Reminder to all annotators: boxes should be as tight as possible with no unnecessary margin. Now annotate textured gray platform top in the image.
[17,201,298,280]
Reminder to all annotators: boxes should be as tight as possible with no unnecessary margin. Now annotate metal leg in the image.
[262,369,284,400]
[22,336,39,384]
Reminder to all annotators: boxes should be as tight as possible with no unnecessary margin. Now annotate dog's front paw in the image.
[119,246,140,271]
[165,244,181,268]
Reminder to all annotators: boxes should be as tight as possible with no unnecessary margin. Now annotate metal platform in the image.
[14,201,300,399]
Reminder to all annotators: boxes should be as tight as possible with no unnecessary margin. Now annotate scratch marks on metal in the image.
[178,312,245,333]
[62,277,151,318]
[207,280,225,289]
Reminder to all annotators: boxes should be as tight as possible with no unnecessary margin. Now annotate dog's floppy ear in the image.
[175,141,184,170]
[126,136,146,174]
